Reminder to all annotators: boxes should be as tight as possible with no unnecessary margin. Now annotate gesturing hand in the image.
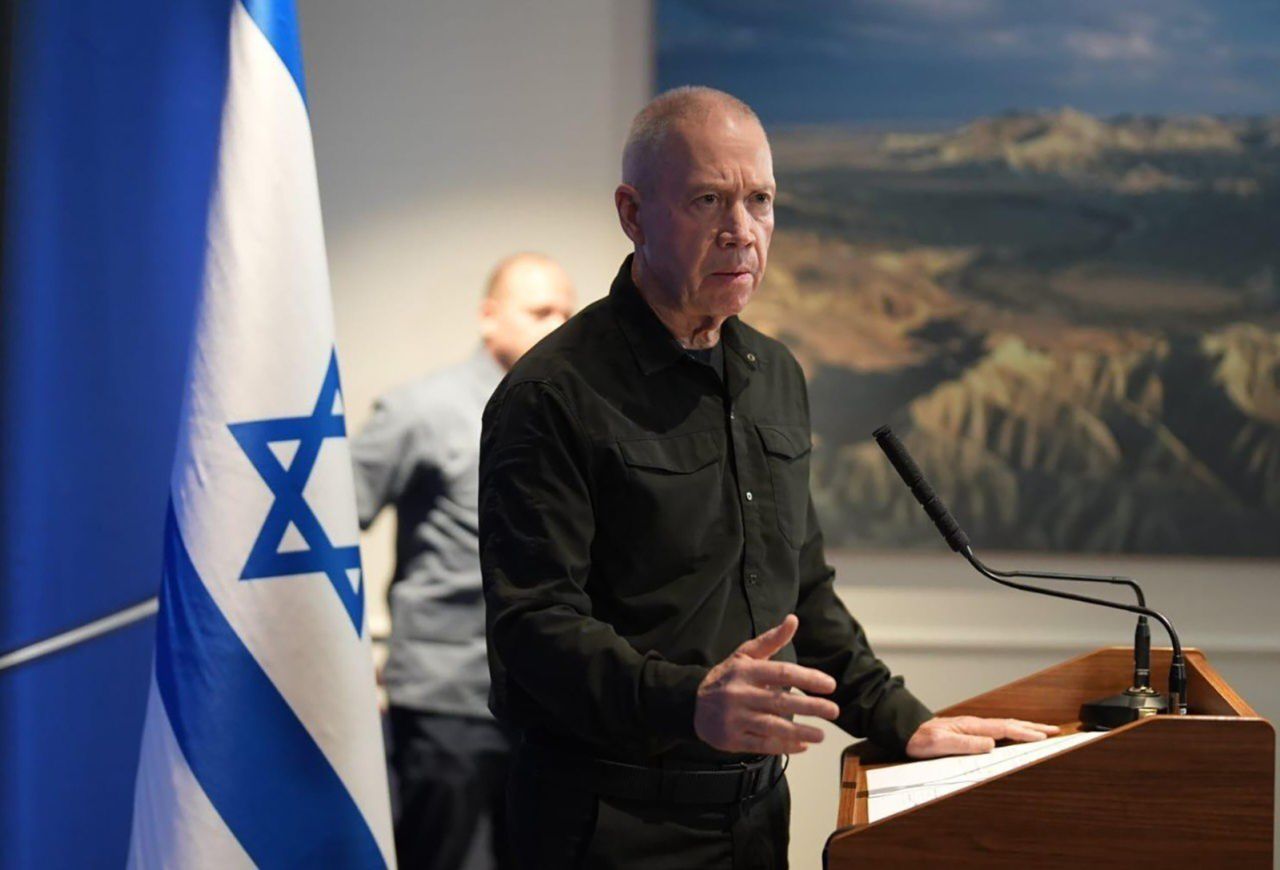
[694,614,841,755]
[905,716,1061,759]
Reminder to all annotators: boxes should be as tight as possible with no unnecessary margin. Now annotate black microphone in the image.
[872,425,969,552]
[878,420,1156,693]
[872,425,1188,721]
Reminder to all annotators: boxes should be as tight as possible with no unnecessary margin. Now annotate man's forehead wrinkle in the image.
[669,139,772,177]
[680,147,776,189]
[682,167,775,192]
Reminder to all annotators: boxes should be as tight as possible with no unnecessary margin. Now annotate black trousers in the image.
[506,744,791,870]
[389,707,515,870]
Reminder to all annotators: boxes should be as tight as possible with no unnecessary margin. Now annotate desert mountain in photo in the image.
[750,110,1280,554]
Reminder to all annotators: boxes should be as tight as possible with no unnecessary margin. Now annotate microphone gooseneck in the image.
[943,543,1155,691]
[872,425,1188,716]
[955,554,1156,690]
[960,547,1186,714]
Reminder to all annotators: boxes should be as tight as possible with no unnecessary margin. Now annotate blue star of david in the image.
[228,349,364,635]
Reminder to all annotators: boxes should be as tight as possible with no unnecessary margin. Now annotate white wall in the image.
[303,0,651,636]
[303,4,1279,865]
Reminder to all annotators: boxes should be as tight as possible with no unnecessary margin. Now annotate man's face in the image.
[632,111,775,318]
[481,260,576,370]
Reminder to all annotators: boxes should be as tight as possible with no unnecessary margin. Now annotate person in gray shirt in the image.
[352,252,576,870]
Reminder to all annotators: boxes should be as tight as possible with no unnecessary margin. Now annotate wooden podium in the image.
[825,648,1275,868]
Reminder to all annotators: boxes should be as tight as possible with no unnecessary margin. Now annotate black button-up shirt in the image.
[479,257,932,763]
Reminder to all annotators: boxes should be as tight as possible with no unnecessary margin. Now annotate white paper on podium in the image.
[865,731,1107,823]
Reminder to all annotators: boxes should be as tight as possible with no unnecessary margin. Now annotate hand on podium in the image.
[905,715,1060,759]
[694,615,841,755]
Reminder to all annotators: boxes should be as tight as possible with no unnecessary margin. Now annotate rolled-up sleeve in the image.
[480,379,708,750]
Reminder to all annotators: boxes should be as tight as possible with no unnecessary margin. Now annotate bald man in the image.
[479,89,1057,868]
[352,253,575,870]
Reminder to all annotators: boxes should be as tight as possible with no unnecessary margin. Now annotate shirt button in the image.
[745,490,754,502]
[745,352,757,365]
[728,410,736,421]
[746,573,758,587]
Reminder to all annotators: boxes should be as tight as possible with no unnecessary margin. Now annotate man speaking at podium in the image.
[479,87,1058,869]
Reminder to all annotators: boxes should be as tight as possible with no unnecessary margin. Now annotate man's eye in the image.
[753,192,773,205]
[696,193,718,205]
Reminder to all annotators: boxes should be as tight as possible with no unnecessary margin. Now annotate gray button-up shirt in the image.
[352,348,503,717]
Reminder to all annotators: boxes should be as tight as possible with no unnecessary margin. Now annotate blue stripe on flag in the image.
[239,0,308,103]
[154,504,384,868]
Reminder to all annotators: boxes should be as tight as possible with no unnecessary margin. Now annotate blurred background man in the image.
[351,253,576,870]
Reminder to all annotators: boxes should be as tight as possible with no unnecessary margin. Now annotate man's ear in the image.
[614,184,644,246]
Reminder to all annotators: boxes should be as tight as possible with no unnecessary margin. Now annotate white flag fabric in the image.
[129,1,394,866]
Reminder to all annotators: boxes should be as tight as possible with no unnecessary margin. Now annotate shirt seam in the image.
[501,377,599,509]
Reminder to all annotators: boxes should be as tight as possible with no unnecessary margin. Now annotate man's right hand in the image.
[694,614,840,755]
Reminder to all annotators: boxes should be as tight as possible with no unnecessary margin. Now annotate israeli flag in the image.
[129,1,395,866]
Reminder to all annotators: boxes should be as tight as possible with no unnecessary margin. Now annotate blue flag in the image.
[129,2,395,865]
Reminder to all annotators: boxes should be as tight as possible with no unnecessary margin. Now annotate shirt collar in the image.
[608,255,761,378]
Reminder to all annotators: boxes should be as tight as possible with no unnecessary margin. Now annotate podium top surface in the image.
[827,648,1275,867]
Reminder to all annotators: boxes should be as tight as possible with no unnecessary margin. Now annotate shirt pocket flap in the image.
[756,423,812,459]
[618,430,720,474]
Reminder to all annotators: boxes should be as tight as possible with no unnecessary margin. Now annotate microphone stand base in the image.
[1080,687,1169,731]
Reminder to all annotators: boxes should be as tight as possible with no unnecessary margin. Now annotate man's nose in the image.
[718,202,753,248]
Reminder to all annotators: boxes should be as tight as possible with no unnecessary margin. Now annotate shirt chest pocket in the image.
[614,431,723,570]
[756,423,812,549]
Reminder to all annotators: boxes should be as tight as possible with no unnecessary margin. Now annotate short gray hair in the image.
[621,86,761,191]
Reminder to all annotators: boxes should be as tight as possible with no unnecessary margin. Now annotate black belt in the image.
[520,740,783,806]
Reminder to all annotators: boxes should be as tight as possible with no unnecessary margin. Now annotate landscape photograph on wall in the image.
[659,0,1280,555]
